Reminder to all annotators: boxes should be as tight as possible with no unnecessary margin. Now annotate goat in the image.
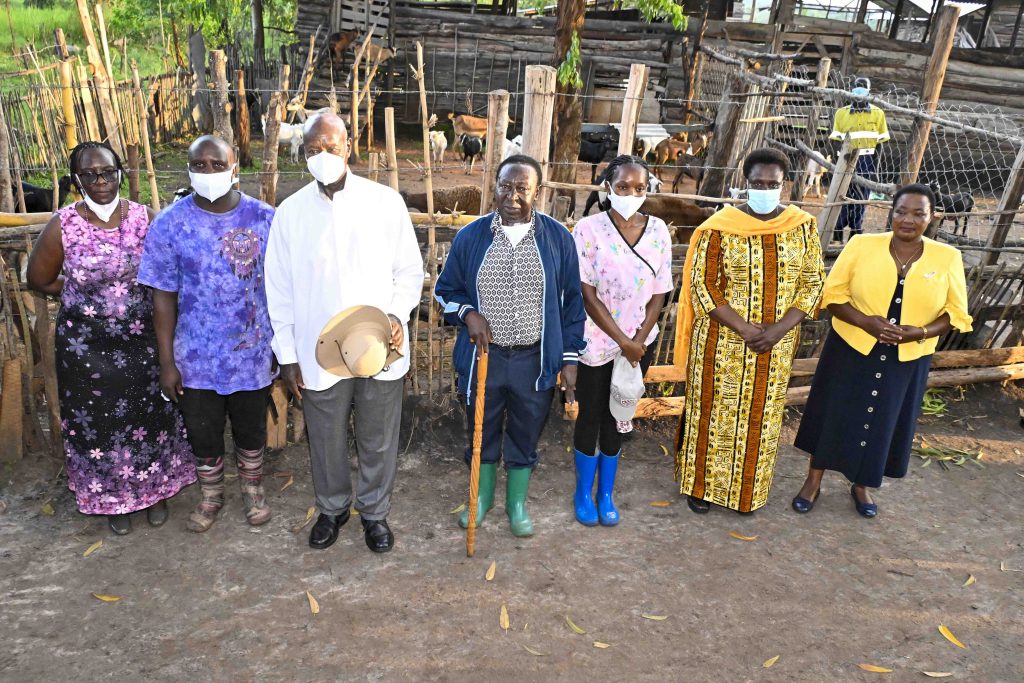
[805,155,831,198]
[578,134,615,184]
[671,153,705,193]
[14,176,73,212]
[429,131,448,164]
[262,114,303,163]
[929,182,975,236]
[502,135,523,161]
[634,134,668,161]
[327,30,360,67]
[654,138,690,166]
[448,112,488,140]
[401,184,481,215]
[459,134,483,174]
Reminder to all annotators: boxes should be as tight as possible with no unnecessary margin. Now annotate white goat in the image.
[429,131,448,164]
[262,114,303,163]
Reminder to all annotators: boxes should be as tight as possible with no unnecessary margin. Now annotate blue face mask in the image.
[747,188,782,215]
[852,86,869,98]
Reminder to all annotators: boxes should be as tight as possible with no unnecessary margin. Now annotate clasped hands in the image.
[738,321,789,354]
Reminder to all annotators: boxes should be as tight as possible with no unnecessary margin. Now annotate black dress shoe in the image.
[309,510,350,550]
[361,518,394,553]
[147,500,169,527]
[686,495,711,514]
[108,514,131,535]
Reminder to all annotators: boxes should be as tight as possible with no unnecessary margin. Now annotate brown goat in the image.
[448,112,488,139]
[654,138,690,166]
[401,184,482,215]
[328,30,360,66]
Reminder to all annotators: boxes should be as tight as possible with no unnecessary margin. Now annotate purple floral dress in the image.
[56,202,196,515]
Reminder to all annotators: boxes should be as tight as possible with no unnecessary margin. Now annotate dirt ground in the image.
[2,380,1023,681]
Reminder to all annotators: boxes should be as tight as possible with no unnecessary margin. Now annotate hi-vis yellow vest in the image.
[830,105,889,153]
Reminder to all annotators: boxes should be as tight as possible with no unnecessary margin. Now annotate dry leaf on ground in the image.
[292,506,315,533]
[593,641,610,649]
[938,624,966,649]
[280,475,294,492]
[306,590,320,615]
[523,645,546,656]
[649,501,671,507]
[91,593,121,602]
[41,501,55,516]
[660,445,668,456]
[729,531,758,541]
[83,540,103,558]
[565,615,586,634]
[922,673,953,678]
[857,663,893,673]
[641,614,668,621]
[962,574,976,587]
[450,503,466,514]
[485,560,496,581]
[499,604,510,632]
[763,655,780,668]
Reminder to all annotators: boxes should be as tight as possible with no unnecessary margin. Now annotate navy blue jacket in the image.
[434,211,586,401]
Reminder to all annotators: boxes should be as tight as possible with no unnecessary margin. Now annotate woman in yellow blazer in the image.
[791,184,972,517]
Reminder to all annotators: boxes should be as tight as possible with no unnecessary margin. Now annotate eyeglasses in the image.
[747,181,784,190]
[76,170,120,185]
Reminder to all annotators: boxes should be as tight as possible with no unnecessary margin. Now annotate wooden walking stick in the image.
[466,350,489,558]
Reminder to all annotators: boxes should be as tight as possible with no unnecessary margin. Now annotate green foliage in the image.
[556,29,583,90]
[633,0,688,31]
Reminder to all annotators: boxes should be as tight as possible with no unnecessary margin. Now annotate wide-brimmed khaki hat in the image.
[315,305,402,378]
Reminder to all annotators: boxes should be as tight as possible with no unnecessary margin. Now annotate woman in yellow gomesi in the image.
[675,148,825,515]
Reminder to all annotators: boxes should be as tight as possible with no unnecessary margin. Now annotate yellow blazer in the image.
[820,233,972,361]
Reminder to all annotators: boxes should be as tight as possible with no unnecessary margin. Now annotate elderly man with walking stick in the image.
[435,154,586,540]
[265,112,423,554]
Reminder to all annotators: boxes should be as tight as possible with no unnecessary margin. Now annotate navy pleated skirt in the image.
[794,283,932,487]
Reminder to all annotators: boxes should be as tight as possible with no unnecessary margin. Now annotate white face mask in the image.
[606,184,646,220]
[307,151,347,186]
[80,187,121,222]
[188,167,236,202]
[746,188,782,215]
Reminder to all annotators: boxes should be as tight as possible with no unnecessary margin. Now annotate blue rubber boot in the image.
[597,451,620,526]
[573,450,599,526]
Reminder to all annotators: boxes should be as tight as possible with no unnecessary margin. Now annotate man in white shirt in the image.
[265,112,424,553]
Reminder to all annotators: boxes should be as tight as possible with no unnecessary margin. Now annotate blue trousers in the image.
[462,344,554,470]
[835,153,876,241]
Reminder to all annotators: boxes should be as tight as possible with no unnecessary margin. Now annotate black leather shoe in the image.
[686,495,711,514]
[362,518,394,553]
[108,514,131,535]
[147,500,169,527]
[850,486,877,518]
[308,510,350,550]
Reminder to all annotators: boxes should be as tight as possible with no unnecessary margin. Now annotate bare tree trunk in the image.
[550,0,585,218]
[252,0,265,68]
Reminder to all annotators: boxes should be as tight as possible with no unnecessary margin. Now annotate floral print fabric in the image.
[573,211,674,366]
[56,202,196,515]
[137,194,275,394]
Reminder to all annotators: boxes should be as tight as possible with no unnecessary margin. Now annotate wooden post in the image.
[209,50,233,144]
[384,107,400,191]
[77,62,102,142]
[984,145,1024,266]
[791,58,831,203]
[126,143,140,202]
[415,43,434,219]
[817,136,857,248]
[260,65,290,207]
[369,152,379,182]
[58,61,78,150]
[350,33,373,160]
[698,74,751,200]
[236,69,253,168]
[521,65,557,209]
[904,5,960,184]
[32,289,62,459]
[93,1,127,141]
[479,90,510,215]
[889,0,907,39]
[266,380,288,449]
[1013,0,1024,52]
[0,99,13,213]
[75,0,123,157]
[131,62,161,211]
[617,63,650,157]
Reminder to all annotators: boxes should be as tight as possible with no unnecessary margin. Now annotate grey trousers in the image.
[302,377,404,520]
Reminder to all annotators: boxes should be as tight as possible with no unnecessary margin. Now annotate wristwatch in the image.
[917,326,928,344]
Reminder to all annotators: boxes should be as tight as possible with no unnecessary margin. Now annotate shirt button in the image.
[875,372,882,379]
[899,279,905,285]
[867,407,874,413]
[864,424,870,429]
[871,390,878,396]
[889,318,897,323]
[860,441,867,447]
[880,355,886,361]
[895,298,901,303]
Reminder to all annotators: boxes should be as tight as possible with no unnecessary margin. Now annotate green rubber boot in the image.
[458,462,498,529]
[505,467,534,537]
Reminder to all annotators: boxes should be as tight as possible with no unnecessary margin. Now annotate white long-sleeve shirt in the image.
[264,175,425,391]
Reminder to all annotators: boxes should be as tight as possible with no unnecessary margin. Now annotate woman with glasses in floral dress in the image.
[674,148,825,515]
[27,141,195,536]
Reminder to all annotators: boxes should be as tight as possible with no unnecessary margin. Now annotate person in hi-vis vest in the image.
[830,76,889,243]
